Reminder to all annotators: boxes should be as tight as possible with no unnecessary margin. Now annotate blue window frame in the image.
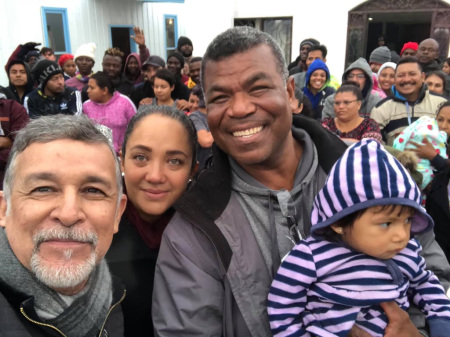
[41,7,71,54]
[109,25,137,54]
[164,15,178,59]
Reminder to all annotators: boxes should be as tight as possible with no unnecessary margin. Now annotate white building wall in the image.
[0,0,147,86]
[143,0,234,60]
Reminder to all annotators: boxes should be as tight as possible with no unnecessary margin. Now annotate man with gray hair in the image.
[0,115,127,336]
[153,27,449,337]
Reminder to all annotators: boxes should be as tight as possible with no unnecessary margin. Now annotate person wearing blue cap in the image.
[269,139,450,337]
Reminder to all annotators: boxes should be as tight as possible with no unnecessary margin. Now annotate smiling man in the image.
[152,26,348,336]
[0,115,127,336]
[371,56,447,145]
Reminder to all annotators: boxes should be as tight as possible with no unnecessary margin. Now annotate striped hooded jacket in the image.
[268,140,450,337]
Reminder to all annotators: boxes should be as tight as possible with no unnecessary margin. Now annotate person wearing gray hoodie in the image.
[322,57,382,120]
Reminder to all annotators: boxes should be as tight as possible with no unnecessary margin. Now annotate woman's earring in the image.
[337,228,343,234]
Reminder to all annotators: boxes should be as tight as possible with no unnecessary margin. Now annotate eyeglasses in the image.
[334,99,359,106]
[347,74,365,80]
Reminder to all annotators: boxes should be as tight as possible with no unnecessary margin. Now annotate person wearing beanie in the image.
[24,50,39,69]
[166,52,190,103]
[177,36,193,76]
[401,41,419,58]
[268,139,450,337]
[369,46,391,73]
[58,53,76,80]
[288,38,320,73]
[24,60,82,118]
[177,36,193,58]
[66,43,96,92]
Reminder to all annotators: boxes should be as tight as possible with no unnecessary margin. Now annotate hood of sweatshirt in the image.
[305,59,330,92]
[342,57,373,99]
[123,53,142,82]
[7,60,35,101]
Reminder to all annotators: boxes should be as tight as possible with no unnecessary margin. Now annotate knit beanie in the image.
[377,62,397,77]
[310,139,433,239]
[167,51,185,68]
[400,42,419,56]
[369,46,391,65]
[177,36,193,51]
[74,43,96,62]
[32,60,63,89]
[58,53,74,67]
[300,38,320,50]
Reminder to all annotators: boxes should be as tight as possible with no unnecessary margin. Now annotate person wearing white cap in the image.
[378,62,397,97]
[66,43,96,91]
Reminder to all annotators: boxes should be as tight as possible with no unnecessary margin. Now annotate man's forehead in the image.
[397,63,421,72]
[420,39,438,49]
[308,50,323,58]
[349,69,364,74]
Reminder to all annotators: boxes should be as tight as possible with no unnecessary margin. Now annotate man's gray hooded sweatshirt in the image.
[322,57,382,120]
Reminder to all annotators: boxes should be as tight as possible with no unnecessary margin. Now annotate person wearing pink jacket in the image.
[83,71,136,154]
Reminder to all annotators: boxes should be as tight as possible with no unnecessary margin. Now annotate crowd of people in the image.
[0,24,450,337]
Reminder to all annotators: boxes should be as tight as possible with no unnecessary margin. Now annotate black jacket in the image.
[107,211,165,337]
[7,60,35,105]
[0,277,125,337]
[130,81,154,108]
[111,74,134,98]
[24,87,82,119]
[426,168,450,263]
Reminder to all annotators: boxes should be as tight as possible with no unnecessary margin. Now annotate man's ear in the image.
[287,76,295,104]
[119,150,125,175]
[0,191,8,228]
[113,194,127,234]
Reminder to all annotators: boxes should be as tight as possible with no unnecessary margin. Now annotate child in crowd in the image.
[404,101,450,173]
[268,139,450,337]
[393,115,448,192]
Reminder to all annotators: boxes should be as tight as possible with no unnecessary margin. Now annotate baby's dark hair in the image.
[320,204,415,243]
[437,101,450,117]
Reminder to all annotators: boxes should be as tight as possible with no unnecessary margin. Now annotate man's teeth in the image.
[233,126,263,137]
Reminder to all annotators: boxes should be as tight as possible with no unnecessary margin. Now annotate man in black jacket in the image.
[24,60,82,118]
[102,47,134,97]
[0,115,127,336]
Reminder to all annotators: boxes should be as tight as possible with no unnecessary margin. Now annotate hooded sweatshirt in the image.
[123,53,144,85]
[322,57,382,120]
[302,59,335,120]
[7,60,35,105]
[268,139,450,337]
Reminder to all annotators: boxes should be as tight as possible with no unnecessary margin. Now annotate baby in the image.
[268,139,450,337]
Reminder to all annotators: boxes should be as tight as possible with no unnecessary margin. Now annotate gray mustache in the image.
[33,228,99,247]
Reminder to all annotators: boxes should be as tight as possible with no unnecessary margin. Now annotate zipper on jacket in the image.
[20,306,67,337]
[98,289,127,337]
